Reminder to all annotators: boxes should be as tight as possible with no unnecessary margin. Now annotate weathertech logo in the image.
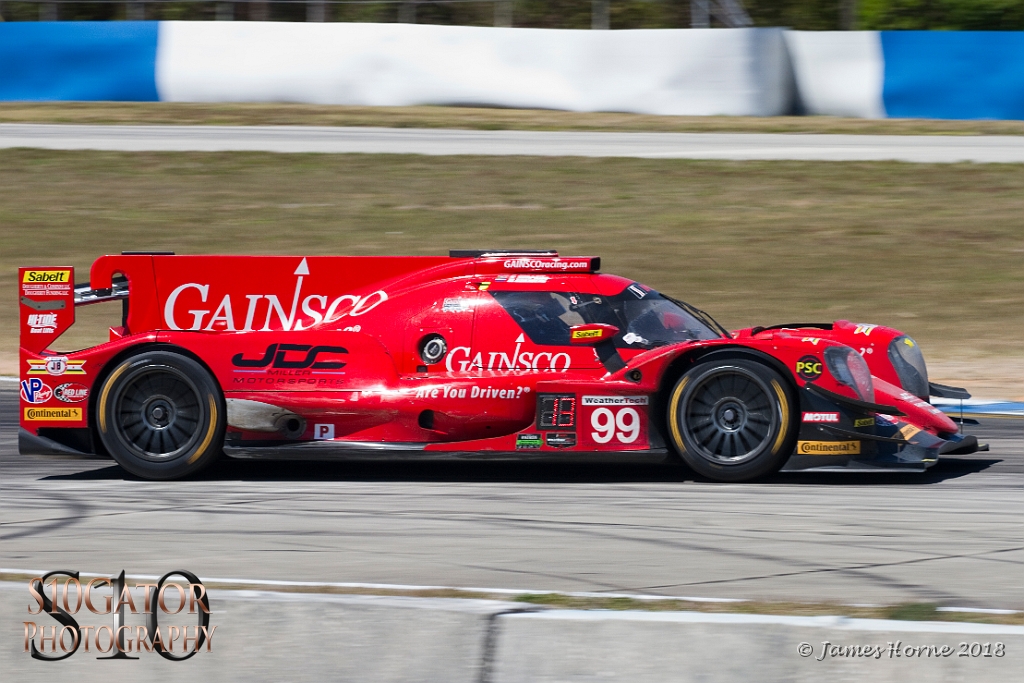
[798,440,861,455]
[802,412,840,423]
[25,407,82,421]
[581,396,649,406]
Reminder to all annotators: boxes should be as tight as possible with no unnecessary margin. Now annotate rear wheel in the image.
[667,359,796,482]
[97,350,224,480]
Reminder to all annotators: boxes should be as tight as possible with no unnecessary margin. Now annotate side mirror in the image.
[569,323,620,345]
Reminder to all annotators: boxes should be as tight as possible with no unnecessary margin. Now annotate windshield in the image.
[492,284,726,348]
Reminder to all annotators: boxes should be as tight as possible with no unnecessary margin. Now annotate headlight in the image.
[824,346,875,403]
[888,335,928,400]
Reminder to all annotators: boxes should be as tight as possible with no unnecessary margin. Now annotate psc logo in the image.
[795,355,823,382]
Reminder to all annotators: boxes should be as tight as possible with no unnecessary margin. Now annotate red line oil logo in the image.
[54,383,89,403]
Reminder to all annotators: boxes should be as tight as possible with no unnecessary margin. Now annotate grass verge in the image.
[3,149,1023,394]
[1,572,1018,625]
[5,102,1024,136]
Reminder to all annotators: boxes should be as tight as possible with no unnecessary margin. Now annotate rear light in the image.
[824,346,875,403]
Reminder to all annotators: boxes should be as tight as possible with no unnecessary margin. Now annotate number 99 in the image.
[591,407,640,444]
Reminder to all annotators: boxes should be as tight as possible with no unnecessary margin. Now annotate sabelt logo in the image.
[797,440,861,455]
[571,329,602,340]
[25,407,82,421]
[802,412,839,423]
[163,258,387,332]
[23,270,70,284]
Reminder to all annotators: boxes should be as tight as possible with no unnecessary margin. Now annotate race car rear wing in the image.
[19,267,77,355]
[74,275,128,306]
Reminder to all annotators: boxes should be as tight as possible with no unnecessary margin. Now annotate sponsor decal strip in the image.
[446,334,571,372]
[581,396,649,406]
[797,440,861,455]
[163,259,388,332]
[22,270,71,284]
[502,258,591,271]
[26,358,86,376]
[802,412,839,423]
[24,407,82,421]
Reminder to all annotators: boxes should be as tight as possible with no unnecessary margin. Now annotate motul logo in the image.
[802,412,840,423]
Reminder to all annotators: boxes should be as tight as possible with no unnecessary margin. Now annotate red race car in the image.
[18,251,980,481]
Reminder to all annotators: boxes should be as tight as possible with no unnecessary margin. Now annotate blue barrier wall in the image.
[882,31,1024,120]
[6,22,1024,120]
[0,22,159,101]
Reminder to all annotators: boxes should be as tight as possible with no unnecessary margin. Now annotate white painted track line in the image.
[6,124,1024,162]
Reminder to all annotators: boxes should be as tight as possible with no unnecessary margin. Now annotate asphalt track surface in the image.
[7,124,1024,163]
[2,384,1022,609]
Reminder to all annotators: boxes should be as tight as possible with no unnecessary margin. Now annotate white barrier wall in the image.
[6,583,1023,683]
[784,31,885,118]
[156,23,795,117]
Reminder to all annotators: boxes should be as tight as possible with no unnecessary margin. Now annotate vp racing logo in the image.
[163,258,387,332]
[20,378,53,404]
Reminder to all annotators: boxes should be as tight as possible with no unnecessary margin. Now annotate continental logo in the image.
[899,424,922,440]
[797,440,861,455]
[571,329,603,340]
[24,407,82,421]
[22,270,71,284]
[854,417,875,428]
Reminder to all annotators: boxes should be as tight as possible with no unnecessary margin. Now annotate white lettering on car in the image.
[445,335,571,373]
[161,261,387,331]
[164,283,209,331]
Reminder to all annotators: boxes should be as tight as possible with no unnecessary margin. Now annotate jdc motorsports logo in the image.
[24,569,215,661]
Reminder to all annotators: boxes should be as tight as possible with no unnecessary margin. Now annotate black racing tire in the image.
[96,350,224,480]
[666,359,797,482]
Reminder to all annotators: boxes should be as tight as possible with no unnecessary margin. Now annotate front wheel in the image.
[96,350,224,480]
[666,359,796,482]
